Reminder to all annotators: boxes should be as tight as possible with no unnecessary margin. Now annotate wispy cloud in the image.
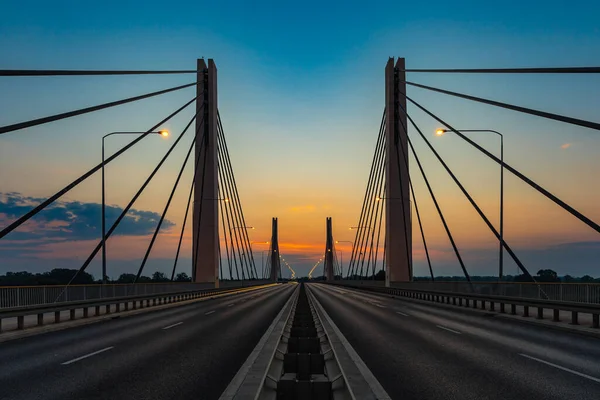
[0,192,175,243]
[561,143,572,149]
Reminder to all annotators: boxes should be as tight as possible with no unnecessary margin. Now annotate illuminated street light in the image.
[435,127,505,280]
[101,130,168,287]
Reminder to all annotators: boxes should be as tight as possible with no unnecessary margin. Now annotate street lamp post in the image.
[335,240,353,277]
[436,128,504,280]
[101,130,168,287]
[250,241,270,279]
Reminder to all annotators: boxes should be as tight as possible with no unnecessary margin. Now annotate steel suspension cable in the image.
[347,110,386,278]
[347,111,386,278]
[0,98,195,240]
[405,95,600,234]
[1,69,196,76]
[405,110,540,284]
[264,243,273,279]
[217,113,259,279]
[395,112,435,280]
[0,83,196,135]
[216,134,242,280]
[411,181,434,281]
[219,181,234,280]
[403,66,600,74]
[219,241,223,281]
[170,126,205,281]
[216,126,250,280]
[405,81,600,132]
[349,120,385,278]
[406,131,471,282]
[135,132,200,282]
[56,110,199,296]
[363,131,387,278]
[220,168,240,280]
[357,122,387,278]
[371,182,386,279]
[392,105,413,278]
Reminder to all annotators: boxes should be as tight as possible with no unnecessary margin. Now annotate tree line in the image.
[1,268,598,286]
[0,269,192,286]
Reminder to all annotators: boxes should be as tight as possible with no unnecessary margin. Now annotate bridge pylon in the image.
[385,57,412,285]
[269,217,281,281]
[324,217,334,281]
[192,59,219,286]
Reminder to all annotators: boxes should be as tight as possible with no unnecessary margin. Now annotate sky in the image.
[1,0,600,280]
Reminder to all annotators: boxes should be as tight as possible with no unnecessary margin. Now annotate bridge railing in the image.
[324,281,600,329]
[337,281,600,304]
[0,280,272,309]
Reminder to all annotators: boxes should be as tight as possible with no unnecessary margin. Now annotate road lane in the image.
[0,284,294,400]
[309,283,600,400]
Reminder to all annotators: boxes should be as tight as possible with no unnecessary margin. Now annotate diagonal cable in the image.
[217,113,258,279]
[54,109,198,299]
[170,125,205,281]
[405,94,600,234]
[1,69,196,76]
[0,83,195,135]
[407,131,471,282]
[216,128,242,280]
[395,108,434,280]
[405,110,541,284]
[405,81,600,131]
[1,98,195,240]
[348,110,386,278]
[135,128,200,282]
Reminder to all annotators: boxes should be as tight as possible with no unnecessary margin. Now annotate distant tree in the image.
[536,269,559,282]
[0,271,35,285]
[174,272,191,282]
[116,273,137,283]
[562,275,575,283]
[374,270,385,280]
[41,269,95,285]
[151,271,169,282]
[580,275,595,283]
[137,275,152,283]
[513,274,531,282]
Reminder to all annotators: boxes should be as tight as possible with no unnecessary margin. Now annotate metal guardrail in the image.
[327,282,600,329]
[0,280,272,309]
[0,283,275,333]
[341,280,600,304]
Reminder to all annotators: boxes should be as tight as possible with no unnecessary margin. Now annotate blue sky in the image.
[1,0,600,279]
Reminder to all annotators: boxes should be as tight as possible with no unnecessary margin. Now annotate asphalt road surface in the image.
[308,283,600,400]
[0,284,294,400]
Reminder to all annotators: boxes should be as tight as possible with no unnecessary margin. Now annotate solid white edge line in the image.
[436,325,461,335]
[396,311,409,316]
[519,353,600,384]
[162,322,183,330]
[205,310,215,315]
[310,284,392,400]
[218,285,298,400]
[61,346,114,365]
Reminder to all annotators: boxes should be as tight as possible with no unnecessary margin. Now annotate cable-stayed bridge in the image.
[1,59,600,399]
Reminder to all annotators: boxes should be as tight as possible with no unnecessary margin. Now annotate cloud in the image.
[0,192,175,243]
[561,143,572,149]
